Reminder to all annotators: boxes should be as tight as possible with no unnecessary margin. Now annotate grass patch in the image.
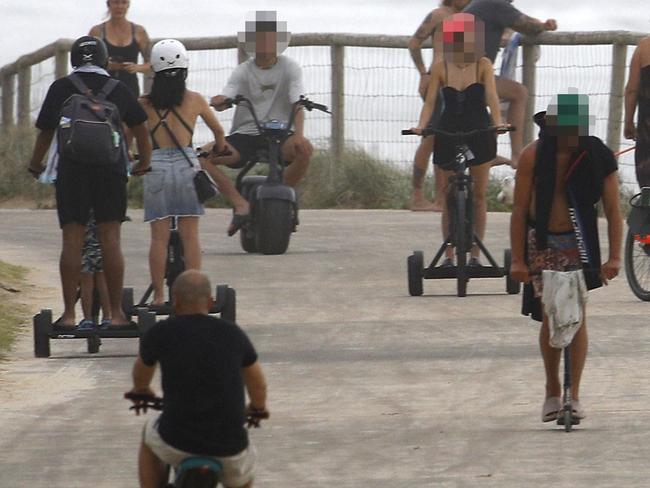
[0,126,55,208]
[0,261,28,358]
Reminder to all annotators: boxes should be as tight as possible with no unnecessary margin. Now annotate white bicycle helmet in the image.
[151,39,189,73]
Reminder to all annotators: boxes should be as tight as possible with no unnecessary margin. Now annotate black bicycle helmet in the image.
[70,36,109,69]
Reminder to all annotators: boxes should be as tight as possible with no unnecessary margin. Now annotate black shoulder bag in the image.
[154,108,219,203]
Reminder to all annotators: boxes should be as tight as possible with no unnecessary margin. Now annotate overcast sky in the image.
[1,0,648,68]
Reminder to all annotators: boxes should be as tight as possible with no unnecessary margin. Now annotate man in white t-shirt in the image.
[209,13,313,187]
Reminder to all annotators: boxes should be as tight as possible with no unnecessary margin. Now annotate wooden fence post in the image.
[2,72,15,129]
[331,44,345,160]
[607,43,627,153]
[17,64,31,127]
[55,45,68,80]
[522,44,538,146]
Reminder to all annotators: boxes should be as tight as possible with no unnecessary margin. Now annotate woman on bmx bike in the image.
[410,12,509,268]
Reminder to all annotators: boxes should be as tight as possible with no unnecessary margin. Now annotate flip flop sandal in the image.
[53,316,76,331]
[104,321,138,331]
[542,396,562,422]
[227,213,251,237]
[570,400,586,420]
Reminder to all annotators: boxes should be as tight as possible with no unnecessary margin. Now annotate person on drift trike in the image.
[138,39,248,306]
[128,270,268,488]
[203,11,313,236]
[410,13,508,267]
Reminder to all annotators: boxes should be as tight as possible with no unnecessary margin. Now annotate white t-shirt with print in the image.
[221,55,305,135]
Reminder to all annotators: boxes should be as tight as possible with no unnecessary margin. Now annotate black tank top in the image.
[102,22,140,97]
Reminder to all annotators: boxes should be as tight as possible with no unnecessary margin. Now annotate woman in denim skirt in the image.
[140,39,242,305]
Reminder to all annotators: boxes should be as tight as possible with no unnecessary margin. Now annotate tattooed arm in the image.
[409,7,449,100]
[511,14,557,36]
[408,8,449,75]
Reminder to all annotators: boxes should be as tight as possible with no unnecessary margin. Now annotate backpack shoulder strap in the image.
[67,73,92,97]
[97,78,120,101]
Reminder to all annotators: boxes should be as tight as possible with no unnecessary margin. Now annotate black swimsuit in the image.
[102,22,141,97]
[433,62,496,169]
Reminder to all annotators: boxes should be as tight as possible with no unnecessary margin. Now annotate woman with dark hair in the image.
[89,0,151,96]
[625,35,650,188]
[140,39,249,306]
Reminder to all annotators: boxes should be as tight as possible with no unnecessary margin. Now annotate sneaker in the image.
[99,318,112,330]
[468,257,483,267]
[76,319,96,331]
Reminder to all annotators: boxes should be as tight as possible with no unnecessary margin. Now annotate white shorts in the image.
[143,416,256,488]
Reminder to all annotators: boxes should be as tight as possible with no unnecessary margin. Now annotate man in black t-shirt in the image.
[28,36,151,329]
[463,0,557,165]
[130,270,268,488]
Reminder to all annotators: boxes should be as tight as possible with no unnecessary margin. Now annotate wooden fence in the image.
[1,31,647,158]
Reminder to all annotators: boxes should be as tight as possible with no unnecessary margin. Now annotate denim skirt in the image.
[143,148,205,223]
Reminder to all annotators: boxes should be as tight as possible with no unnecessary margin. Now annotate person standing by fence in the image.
[89,0,151,97]
[625,35,650,188]
[408,0,470,212]
[463,0,557,166]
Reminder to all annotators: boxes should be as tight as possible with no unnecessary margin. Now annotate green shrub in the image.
[300,148,412,209]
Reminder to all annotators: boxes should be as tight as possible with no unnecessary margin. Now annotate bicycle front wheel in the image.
[455,189,467,297]
[625,228,650,301]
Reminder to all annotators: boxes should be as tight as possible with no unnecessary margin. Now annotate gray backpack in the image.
[57,74,123,166]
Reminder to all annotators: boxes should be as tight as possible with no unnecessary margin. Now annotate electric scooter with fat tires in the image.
[221,95,330,255]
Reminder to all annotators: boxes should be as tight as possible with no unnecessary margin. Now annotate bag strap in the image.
[169,106,194,137]
[67,73,119,102]
[154,108,195,169]
[67,73,93,97]
[97,78,120,101]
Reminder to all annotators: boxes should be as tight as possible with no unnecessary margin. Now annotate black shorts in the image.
[55,164,127,228]
[226,133,269,169]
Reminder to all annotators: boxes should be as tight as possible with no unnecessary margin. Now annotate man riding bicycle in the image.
[207,11,313,192]
[129,270,268,488]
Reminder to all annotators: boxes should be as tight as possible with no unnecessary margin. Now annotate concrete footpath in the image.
[0,209,648,487]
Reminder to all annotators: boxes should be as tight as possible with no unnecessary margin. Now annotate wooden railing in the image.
[1,31,647,158]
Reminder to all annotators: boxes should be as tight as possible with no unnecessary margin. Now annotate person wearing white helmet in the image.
[139,39,249,307]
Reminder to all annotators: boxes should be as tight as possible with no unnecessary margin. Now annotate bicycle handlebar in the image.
[124,392,270,428]
[401,126,515,138]
[219,95,330,136]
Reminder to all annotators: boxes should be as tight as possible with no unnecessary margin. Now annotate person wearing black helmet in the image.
[27,35,152,330]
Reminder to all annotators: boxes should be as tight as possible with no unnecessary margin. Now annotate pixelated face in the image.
[238,11,291,58]
[546,91,595,141]
[442,13,485,63]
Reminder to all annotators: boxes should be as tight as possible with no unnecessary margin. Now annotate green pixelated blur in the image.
[546,91,594,137]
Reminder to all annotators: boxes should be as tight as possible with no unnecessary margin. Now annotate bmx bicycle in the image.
[219,95,330,255]
[624,187,650,301]
[402,126,519,297]
[125,392,268,488]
